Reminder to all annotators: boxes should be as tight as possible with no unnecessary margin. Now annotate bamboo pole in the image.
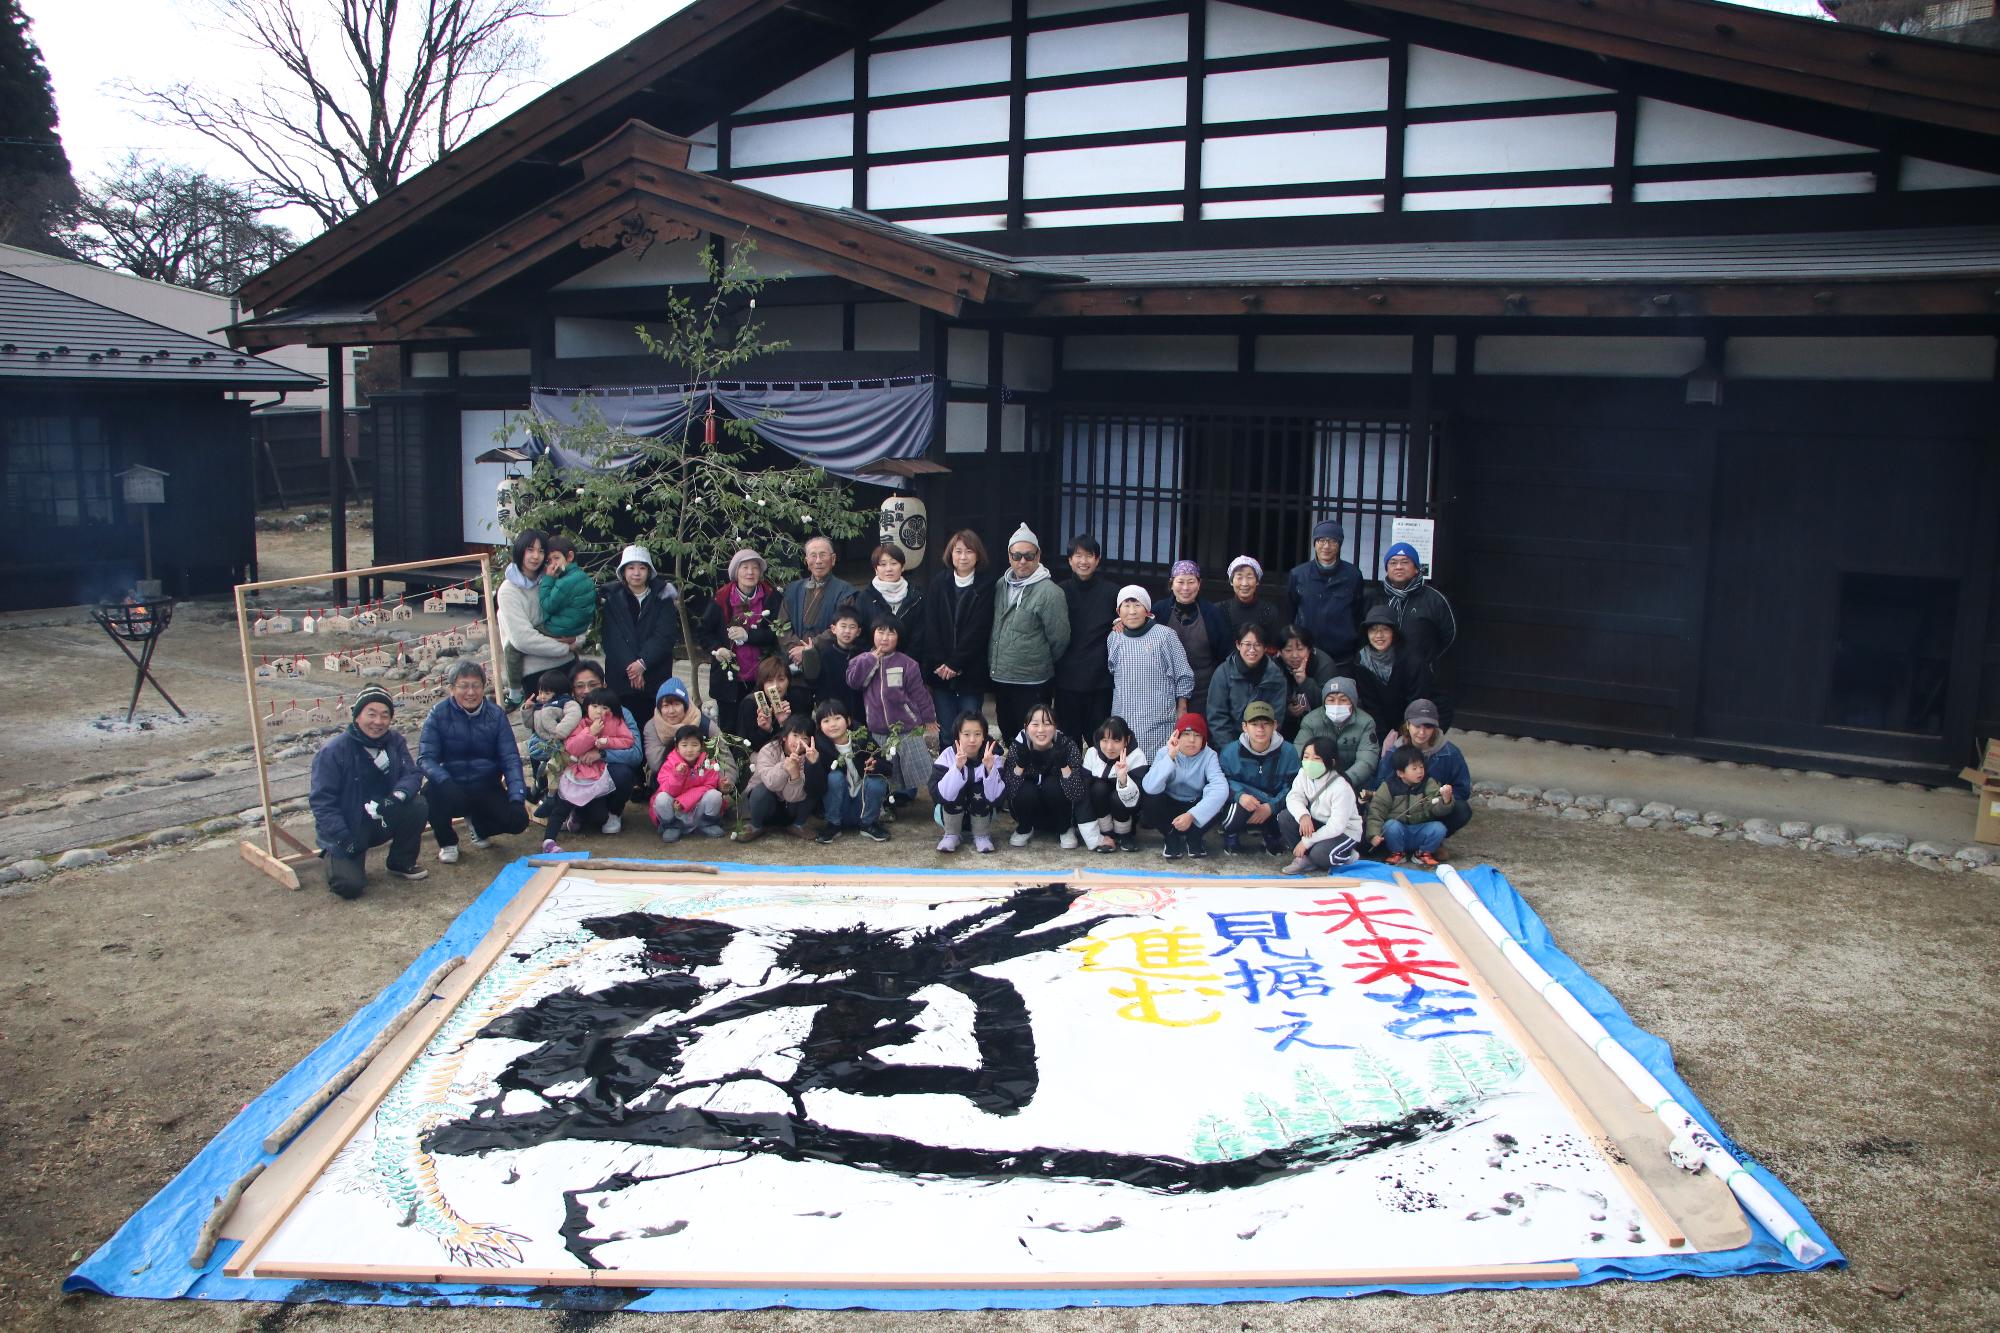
[1433,864,1826,1266]
[235,552,490,594]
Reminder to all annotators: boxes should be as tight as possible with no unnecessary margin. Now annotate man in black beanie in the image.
[308,685,430,898]
[1285,518,1363,669]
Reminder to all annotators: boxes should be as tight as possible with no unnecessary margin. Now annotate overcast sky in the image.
[23,0,1831,240]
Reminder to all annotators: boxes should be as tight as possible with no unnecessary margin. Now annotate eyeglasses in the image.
[1008,550,1037,561]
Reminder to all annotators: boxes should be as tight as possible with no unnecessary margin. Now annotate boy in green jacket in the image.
[538,535,596,641]
[1364,745,1456,868]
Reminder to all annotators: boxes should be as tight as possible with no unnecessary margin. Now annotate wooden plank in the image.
[225,864,570,1278]
[238,840,301,891]
[246,1259,1582,1289]
[1398,873,1687,1250]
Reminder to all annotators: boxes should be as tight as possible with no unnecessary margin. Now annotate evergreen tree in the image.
[0,0,78,256]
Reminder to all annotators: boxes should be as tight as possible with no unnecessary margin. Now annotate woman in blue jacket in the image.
[309,685,428,898]
[419,661,530,863]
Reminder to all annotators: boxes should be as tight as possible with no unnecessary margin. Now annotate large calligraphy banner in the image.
[242,874,1687,1284]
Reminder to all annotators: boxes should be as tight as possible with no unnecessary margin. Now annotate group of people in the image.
[309,520,1469,896]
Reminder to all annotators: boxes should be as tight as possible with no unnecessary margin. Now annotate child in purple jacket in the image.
[845,614,939,804]
[929,713,1007,853]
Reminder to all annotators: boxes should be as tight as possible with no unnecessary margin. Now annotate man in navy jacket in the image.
[1285,519,1363,668]
[310,685,428,897]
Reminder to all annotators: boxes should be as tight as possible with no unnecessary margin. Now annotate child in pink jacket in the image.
[544,688,635,845]
[650,723,725,842]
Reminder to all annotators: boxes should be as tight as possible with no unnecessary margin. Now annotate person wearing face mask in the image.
[1294,675,1381,794]
[1277,735,1363,875]
[1370,698,1472,840]
[1152,561,1231,718]
[1205,624,1289,750]
[1284,519,1364,669]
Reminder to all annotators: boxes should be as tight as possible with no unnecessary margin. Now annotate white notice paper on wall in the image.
[1391,517,1437,577]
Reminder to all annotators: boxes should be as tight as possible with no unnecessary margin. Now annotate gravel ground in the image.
[1,805,1994,1332]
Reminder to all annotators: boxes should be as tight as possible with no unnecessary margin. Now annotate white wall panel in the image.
[948,328,990,385]
[1476,336,1705,377]
[1204,61,1389,122]
[1030,0,1130,16]
[409,350,450,378]
[870,37,1011,96]
[1064,334,1237,372]
[854,303,922,351]
[1025,203,1184,227]
[1634,172,1874,203]
[1000,403,1028,453]
[1900,157,2000,191]
[554,237,712,291]
[868,155,1009,209]
[1404,184,1610,210]
[1405,111,1614,176]
[1725,336,1997,382]
[732,168,853,209]
[744,53,853,112]
[755,304,845,352]
[945,400,989,452]
[730,114,853,168]
[554,317,645,359]
[883,0,1004,38]
[1027,15,1188,77]
[898,213,1011,233]
[689,127,718,173]
[1026,79,1186,138]
[1634,100,1861,166]
[1200,127,1385,188]
[1203,194,1384,218]
[1406,47,1608,108]
[870,97,1010,153]
[1026,141,1185,198]
[1205,1,1377,57]
[1256,335,1457,374]
[1005,333,1056,391]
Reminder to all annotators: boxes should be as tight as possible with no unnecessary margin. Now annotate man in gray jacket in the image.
[989,523,1071,741]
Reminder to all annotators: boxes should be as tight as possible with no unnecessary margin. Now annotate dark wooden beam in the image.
[1026,279,2000,320]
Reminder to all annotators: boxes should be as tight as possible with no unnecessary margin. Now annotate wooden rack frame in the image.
[233,555,505,889]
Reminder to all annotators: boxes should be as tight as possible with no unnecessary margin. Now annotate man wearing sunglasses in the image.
[988,524,1071,743]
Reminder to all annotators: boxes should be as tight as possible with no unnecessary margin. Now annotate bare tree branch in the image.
[118,0,565,228]
[60,154,297,294]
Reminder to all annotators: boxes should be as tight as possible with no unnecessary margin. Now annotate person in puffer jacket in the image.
[1365,745,1457,868]
[1140,712,1229,860]
[418,661,529,863]
[1278,735,1363,876]
[1205,624,1288,749]
[1000,704,1089,849]
[1218,700,1301,856]
[650,723,726,842]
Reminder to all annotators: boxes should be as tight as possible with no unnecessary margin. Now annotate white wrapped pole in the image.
[1435,864,1827,1266]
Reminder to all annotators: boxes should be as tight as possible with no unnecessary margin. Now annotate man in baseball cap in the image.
[1219,697,1301,856]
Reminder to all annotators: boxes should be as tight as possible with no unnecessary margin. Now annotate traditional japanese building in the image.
[228,0,2000,778]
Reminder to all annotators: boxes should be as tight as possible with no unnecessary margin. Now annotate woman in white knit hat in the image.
[598,544,680,725]
[1104,583,1192,760]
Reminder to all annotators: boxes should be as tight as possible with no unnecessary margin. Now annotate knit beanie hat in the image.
[1170,559,1200,579]
[727,548,765,582]
[1384,541,1421,569]
[1226,555,1263,581]
[1174,712,1209,742]
[1311,519,1345,544]
[1324,676,1359,704]
[655,676,691,706]
[352,685,395,718]
[1116,584,1151,609]
[1008,522,1040,552]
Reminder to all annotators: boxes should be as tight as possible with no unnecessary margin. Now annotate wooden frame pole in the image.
[479,555,505,705]
[233,552,495,889]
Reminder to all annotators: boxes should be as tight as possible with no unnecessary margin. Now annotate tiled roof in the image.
[0,270,320,387]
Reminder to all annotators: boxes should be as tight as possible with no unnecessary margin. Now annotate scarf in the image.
[872,576,910,611]
[1360,644,1396,682]
[953,571,975,588]
[1383,576,1420,612]
[346,721,391,755]
[719,582,770,677]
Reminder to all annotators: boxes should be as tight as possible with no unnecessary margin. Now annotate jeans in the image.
[930,682,987,730]
[823,770,887,829]
[322,793,428,898]
[1381,819,1447,855]
[425,778,530,849]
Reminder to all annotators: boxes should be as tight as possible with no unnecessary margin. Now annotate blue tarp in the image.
[66,859,1842,1312]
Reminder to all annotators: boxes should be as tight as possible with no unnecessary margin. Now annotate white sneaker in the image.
[1009,829,1034,848]
[437,845,461,864]
[602,814,622,835]
[1058,829,1079,850]
[469,834,492,849]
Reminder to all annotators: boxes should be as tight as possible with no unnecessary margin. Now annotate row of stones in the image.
[1465,783,1996,874]
[1457,729,1941,792]
[0,797,317,885]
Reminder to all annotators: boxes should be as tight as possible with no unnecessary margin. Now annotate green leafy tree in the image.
[508,239,872,711]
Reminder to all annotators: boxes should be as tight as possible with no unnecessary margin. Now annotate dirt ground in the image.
[1,801,1994,1332]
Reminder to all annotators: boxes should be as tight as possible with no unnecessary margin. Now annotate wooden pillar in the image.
[1406,333,1434,515]
[326,344,347,603]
